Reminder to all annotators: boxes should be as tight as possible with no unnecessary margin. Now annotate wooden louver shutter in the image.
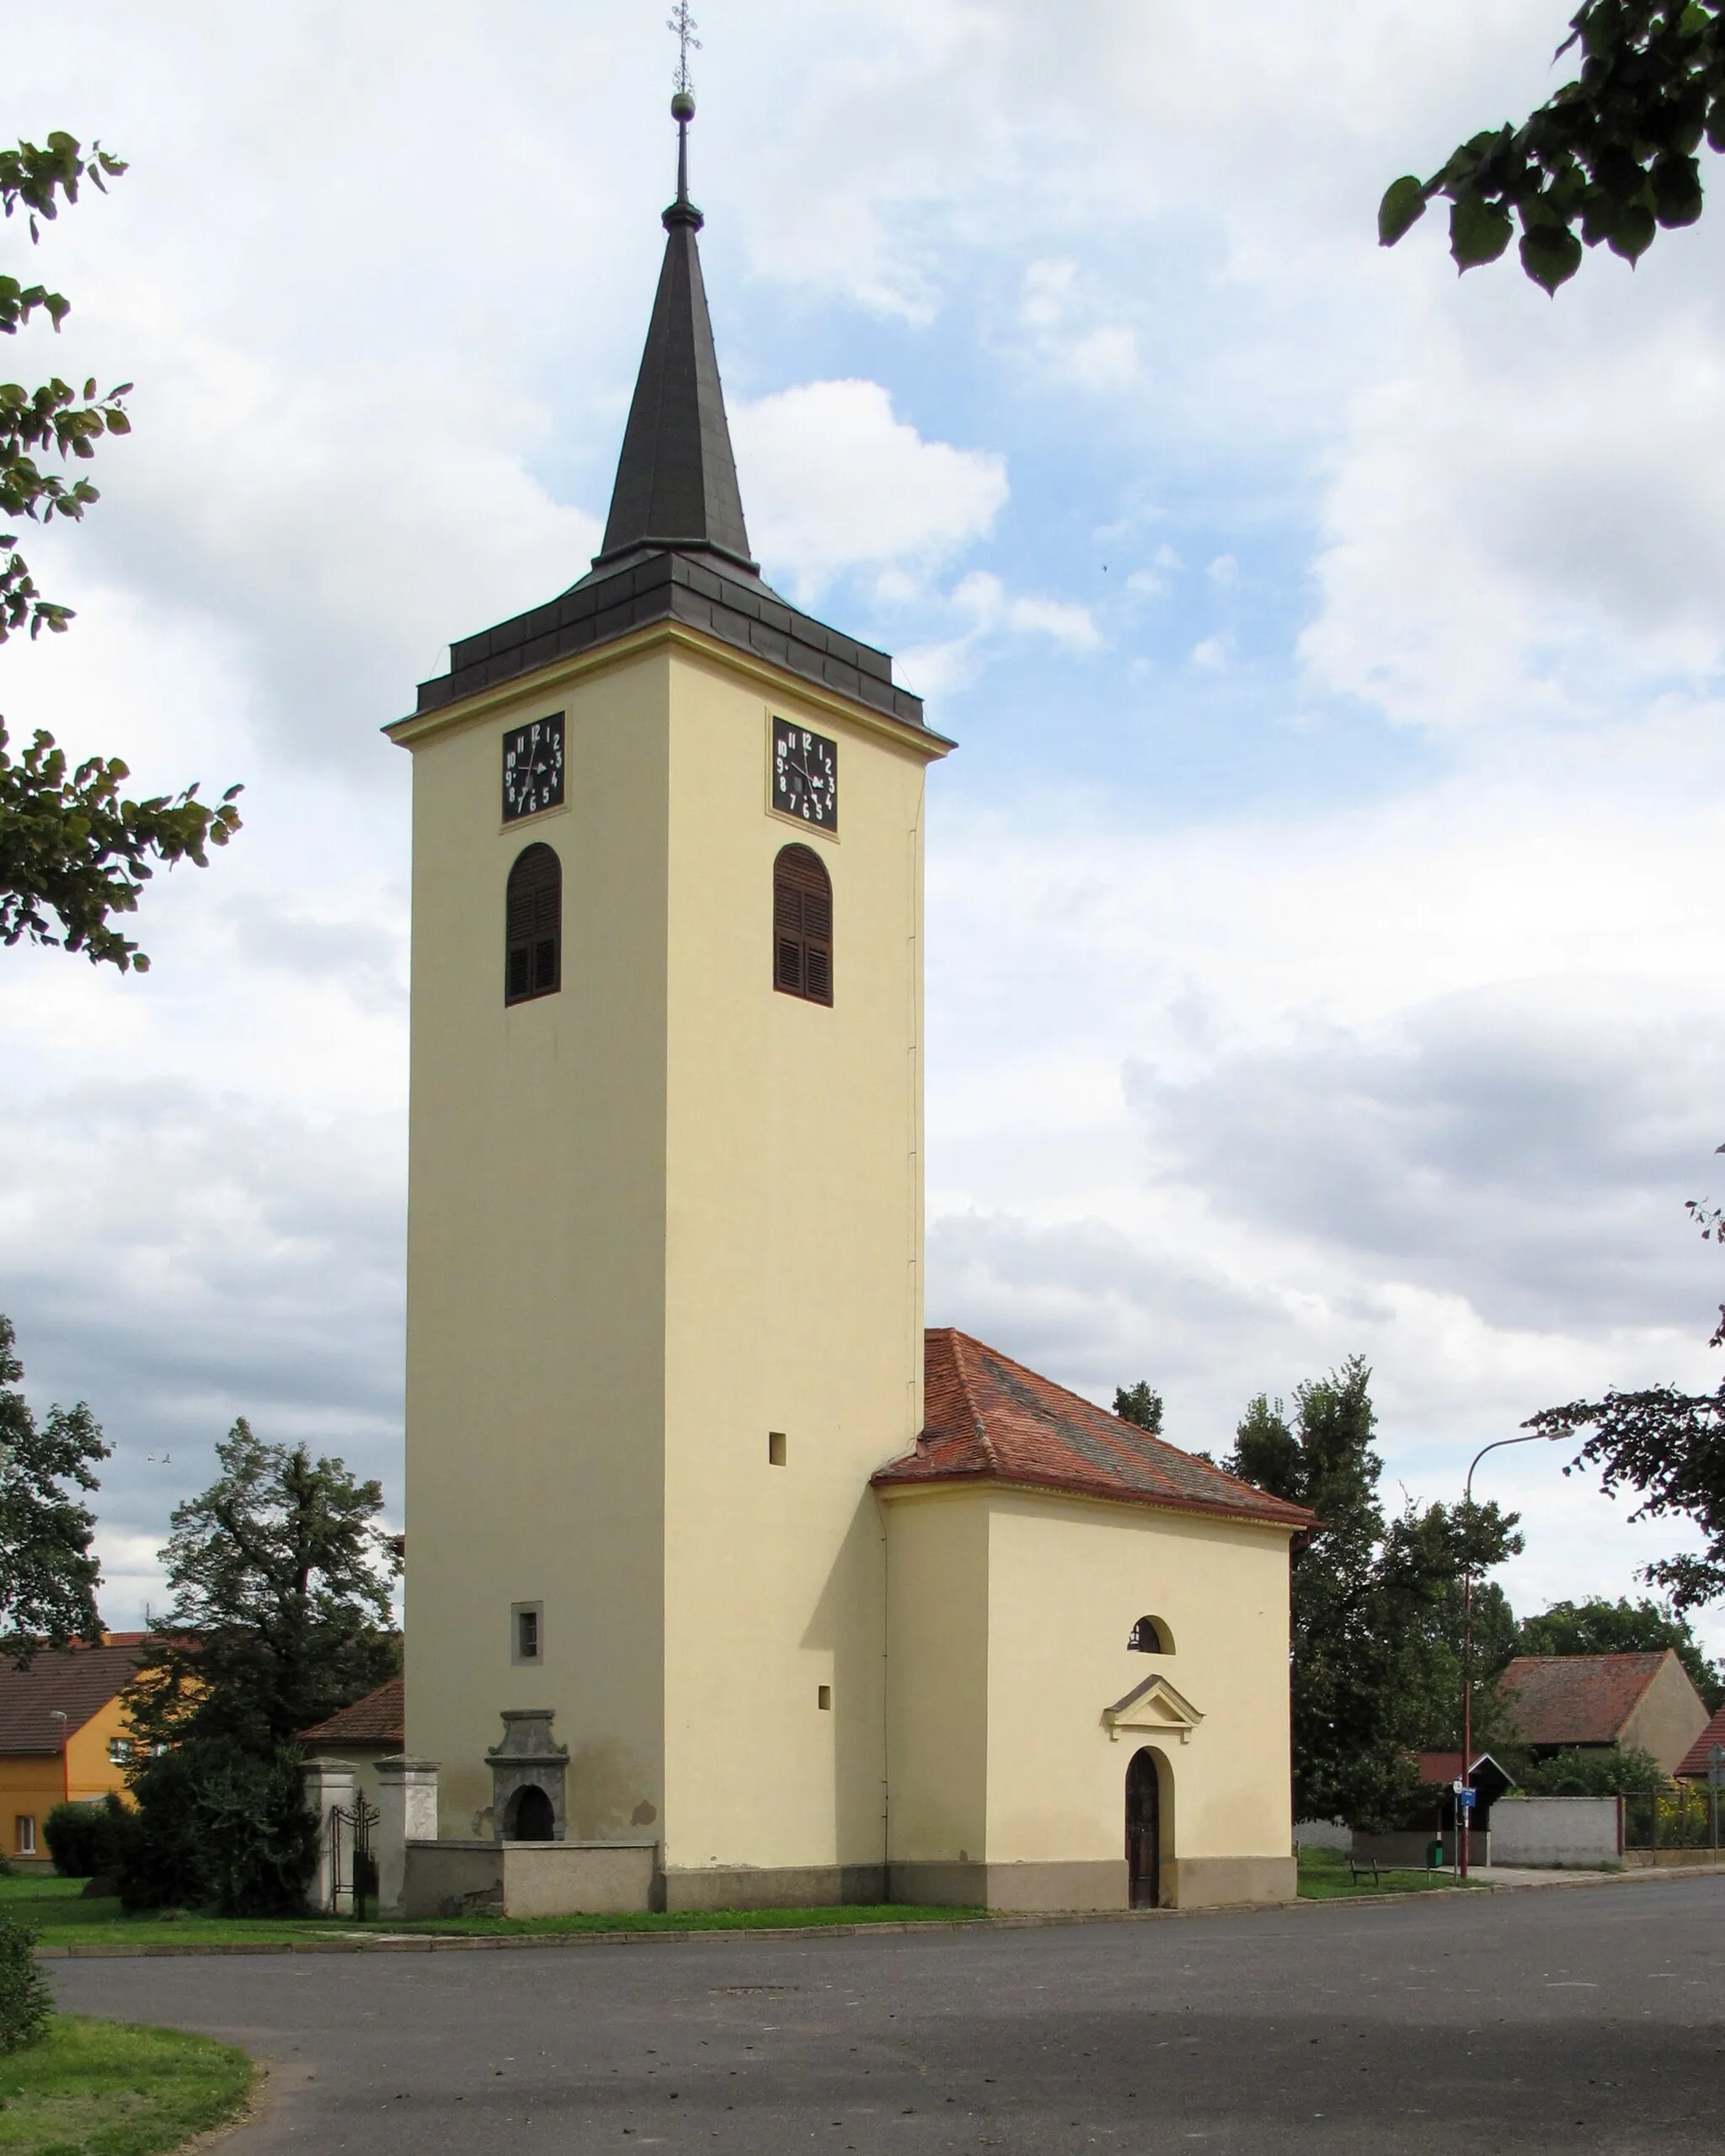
[505,843,562,1006]
[772,843,832,1006]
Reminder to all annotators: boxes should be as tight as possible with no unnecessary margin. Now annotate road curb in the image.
[34,1861,1725,1959]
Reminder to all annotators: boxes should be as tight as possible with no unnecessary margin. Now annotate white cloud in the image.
[899,568,1101,696]
[1206,553,1238,586]
[731,379,1007,599]
[1190,633,1230,670]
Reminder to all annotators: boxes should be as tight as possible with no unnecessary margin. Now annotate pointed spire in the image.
[593,93,756,576]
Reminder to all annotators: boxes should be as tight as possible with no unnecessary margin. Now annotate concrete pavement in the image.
[51,1874,1725,2153]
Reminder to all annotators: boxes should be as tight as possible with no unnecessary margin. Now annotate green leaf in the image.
[1606,199,1658,258]
[1378,174,1428,245]
[1652,152,1704,226]
[1450,191,1515,269]
[1519,221,1584,291]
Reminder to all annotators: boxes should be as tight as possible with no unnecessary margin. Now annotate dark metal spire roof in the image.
[593,95,756,576]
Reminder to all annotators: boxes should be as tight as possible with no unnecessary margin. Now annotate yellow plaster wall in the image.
[882,1491,988,1863]
[881,1486,1295,1872]
[660,648,929,1876]
[1621,1653,1710,1779]
[984,1492,1295,1865]
[398,628,939,1869]
[398,648,672,1840]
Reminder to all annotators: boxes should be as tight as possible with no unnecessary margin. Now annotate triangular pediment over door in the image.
[1103,1673,1204,1744]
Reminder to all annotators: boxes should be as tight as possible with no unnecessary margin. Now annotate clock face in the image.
[771,717,838,832]
[501,713,565,822]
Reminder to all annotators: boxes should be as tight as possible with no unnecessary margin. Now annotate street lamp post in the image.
[1458,1431,1562,1881]
[48,1710,68,1812]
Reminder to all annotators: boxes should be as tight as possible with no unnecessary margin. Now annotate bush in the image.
[1516,1745,1664,1796]
[43,1795,127,1878]
[0,1917,52,2053]
[114,1737,317,1917]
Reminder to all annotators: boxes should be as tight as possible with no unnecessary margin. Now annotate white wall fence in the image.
[1488,1796,1620,1869]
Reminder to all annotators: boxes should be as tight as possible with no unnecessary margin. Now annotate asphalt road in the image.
[50,1878,1725,2153]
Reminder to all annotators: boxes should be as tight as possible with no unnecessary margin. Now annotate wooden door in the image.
[1125,1749,1161,1909]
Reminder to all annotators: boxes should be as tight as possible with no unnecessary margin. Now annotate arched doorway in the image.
[1125,1748,1162,1908]
[507,1785,555,1841]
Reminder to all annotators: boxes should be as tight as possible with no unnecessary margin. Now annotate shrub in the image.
[43,1795,127,1879]
[1516,1745,1664,1796]
[0,1917,52,2053]
[114,1737,317,1917]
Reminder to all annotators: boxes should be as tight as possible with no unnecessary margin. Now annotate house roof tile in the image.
[0,1641,142,1757]
[870,1330,1316,1532]
[1498,1652,1674,1748]
[298,1674,403,1749]
[1675,1704,1725,1780]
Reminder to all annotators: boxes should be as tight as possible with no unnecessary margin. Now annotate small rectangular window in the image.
[107,1737,133,1766]
[816,1685,831,1711]
[15,1817,34,1855]
[768,1432,787,1466]
[511,1601,543,1665]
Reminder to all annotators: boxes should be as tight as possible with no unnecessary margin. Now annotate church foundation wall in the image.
[1163,1856,1296,1908]
[662,1864,888,1913]
[398,1840,503,1919]
[889,1860,1129,1911]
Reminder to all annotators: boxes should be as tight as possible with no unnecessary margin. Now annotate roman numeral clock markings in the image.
[772,715,837,831]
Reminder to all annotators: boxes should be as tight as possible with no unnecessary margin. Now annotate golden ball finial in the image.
[671,90,695,123]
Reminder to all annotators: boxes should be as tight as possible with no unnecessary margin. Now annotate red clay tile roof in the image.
[1498,1652,1674,1748]
[1675,1705,1725,1780]
[299,1674,403,1748]
[0,1641,142,1756]
[871,1330,1316,1532]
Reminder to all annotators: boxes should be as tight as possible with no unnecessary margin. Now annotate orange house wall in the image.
[0,1694,139,1860]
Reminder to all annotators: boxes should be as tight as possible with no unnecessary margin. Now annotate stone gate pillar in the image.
[375,1757,440,1919]
[301,1759,358,1915]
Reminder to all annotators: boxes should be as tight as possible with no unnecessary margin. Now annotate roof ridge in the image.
[946,1330,1002,1476]
[946,1326,1297,1507]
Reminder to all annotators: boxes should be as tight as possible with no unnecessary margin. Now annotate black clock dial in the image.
[772,717,838,832]
[502,713,565,822]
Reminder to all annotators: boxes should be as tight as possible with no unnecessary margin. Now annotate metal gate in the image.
[327,1795,381,1920]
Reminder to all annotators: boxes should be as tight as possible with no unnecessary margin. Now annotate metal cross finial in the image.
[667,2,701,95]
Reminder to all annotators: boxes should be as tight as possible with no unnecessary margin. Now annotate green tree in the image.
[0,1315,107,1663]
[124,1420,398,1756]
[1524,1383,1725,1614]
[1227,1359,1523,1827]
[1379,2,1725,291]
[115,1737,316,1917]
[1113,1380,1164,1437]
[1515,1593,1724,1709]
[0,133,241,972]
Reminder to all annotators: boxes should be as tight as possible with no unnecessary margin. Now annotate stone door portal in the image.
[1126,1748,1161,1909]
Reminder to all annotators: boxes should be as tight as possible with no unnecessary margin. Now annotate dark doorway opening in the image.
[1125,1748,1162,1908]
[508,1785,555,1841]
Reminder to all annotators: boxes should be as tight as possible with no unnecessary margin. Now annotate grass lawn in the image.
[0,2013,253,2154]
[2,1874,984,1949]
[1297,1846,1478,1899]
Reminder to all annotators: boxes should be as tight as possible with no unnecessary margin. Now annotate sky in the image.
[3,0,1724,1652]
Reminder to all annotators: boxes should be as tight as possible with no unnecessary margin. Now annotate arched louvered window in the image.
[1128,1616,1173,1654]
[505,842,561,1006]
[773,843,832,1006]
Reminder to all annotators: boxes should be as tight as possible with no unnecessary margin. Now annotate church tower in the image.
[389,96,949,1907]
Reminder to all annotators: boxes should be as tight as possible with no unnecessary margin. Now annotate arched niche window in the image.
[505,842,561,1006]
[773,843,832,1006]
[1128,1616,1173,1655]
